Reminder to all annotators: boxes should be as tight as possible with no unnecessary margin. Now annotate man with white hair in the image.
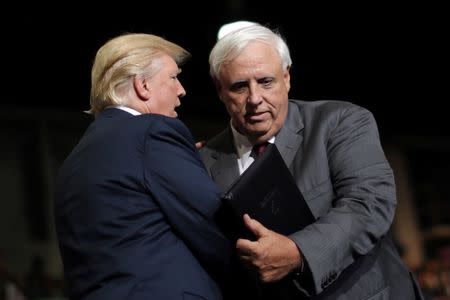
[200,21,424,299]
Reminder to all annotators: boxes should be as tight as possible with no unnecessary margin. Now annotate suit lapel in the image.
[275,102,304,169]
[211,153,240,190]
[209,128,240,190]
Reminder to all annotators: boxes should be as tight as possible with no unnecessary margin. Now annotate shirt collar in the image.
[111,105,141,116]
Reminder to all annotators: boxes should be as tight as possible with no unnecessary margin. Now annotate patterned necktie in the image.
[250,142,269,159]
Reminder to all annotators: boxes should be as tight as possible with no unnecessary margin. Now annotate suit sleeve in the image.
[142,116,231,282]
[290,105,396,294]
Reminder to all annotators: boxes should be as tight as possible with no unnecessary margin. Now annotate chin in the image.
[246,122,271,133]
[244,127,269,138]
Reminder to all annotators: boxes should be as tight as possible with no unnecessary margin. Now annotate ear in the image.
[283,66,291,93]
[133,75,151,100]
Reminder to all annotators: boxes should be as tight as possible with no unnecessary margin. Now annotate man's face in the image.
[217,41,290,143]
[147,54,186,118]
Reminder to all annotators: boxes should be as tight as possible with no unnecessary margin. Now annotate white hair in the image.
[209,22,292,80]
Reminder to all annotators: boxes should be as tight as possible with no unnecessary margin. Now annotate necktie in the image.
[250,142,269,159]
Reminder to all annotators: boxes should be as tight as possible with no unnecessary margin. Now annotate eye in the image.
[229,82,248,93]
[258,77,274,88]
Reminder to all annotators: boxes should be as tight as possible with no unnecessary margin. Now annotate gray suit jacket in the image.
[200,100,423,299]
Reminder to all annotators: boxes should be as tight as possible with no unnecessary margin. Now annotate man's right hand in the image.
[236,214,303,282]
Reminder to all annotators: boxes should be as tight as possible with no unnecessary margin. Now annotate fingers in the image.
[237,214,271,257]
[195,140,206,149]
[243,214,268,238]
[235,222,303,283]
[236,238,255,256]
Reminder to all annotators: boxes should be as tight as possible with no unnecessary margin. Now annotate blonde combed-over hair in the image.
[88,33,190,115]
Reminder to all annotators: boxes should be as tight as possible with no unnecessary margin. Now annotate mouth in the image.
[245,111,269,122]
[173,104,180,117]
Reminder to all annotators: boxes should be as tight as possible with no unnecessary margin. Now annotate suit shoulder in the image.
[199,127,234,163]
[199,128,225,156]
[290,99,368,111]
[289,99,373,118]
[137,114,192,136]
[205,128,230,148]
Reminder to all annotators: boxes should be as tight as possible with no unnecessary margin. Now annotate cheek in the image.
[272,99,289,122]
[225,96,246,113]
[267,90,288,111]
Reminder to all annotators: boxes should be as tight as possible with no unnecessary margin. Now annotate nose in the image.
[247,84,262,105]
[178,82,186,98]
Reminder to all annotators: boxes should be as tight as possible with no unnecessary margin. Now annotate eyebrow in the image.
[231,79,247,85]
[230,76,274,85]
[229,81,248,90]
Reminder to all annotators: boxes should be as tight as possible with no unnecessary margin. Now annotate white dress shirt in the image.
[112,105,141,115]
[230,122,275,174]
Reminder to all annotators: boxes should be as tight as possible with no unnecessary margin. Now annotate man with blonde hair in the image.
[55,33,231,300]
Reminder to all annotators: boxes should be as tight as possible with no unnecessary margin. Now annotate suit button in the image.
[321,278,328,289]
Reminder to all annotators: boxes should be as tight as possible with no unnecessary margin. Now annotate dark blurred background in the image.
[3,2,447,136]
[1,2,448,299]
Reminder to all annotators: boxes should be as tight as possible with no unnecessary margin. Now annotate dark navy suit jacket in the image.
[55,108,231,300]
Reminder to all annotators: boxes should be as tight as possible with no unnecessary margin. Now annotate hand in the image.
[195,140,206,149]
[236,214,302,282]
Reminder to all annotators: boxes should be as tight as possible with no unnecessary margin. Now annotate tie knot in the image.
[251,142,269,158]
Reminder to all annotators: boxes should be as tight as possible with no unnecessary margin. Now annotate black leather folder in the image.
[217,143,315,240]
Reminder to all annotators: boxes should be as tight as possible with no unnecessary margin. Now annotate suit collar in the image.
[96,107,134,120]
[275,101,304,168]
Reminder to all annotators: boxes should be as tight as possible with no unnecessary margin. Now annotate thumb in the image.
[243,214,268,238]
